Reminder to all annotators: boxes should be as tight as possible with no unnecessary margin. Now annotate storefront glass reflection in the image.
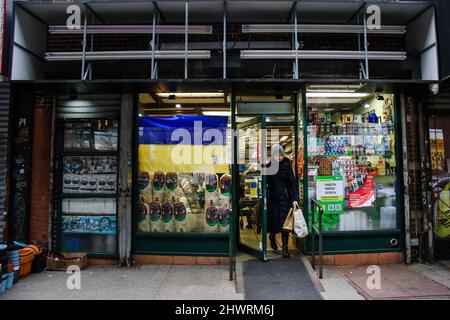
[305,91,398,232]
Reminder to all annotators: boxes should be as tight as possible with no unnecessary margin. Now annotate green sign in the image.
[316,176,345,214]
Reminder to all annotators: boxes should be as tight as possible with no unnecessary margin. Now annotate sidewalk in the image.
[0,264,243,300]
[317,261,450,300]
[1,258,449,300]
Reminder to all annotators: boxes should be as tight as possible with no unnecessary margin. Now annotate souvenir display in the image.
[59,120,118,255]
[63,156,117,194]
[61,215,117,235]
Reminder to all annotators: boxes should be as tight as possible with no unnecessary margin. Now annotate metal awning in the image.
[18,1,432,25]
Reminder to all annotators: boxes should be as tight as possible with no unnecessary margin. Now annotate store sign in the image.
[430,129,446,173]
[348,176,375,209]
[316,176,344,214]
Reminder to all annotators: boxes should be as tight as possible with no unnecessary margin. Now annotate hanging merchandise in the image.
[164,172,178,203]
[218,207,230,233]
[152,171,165,203]
[204,200,219,232]
[162,201,175,232]
[174,200,189,233]
[218,173,231,206]
[137,199,150,232]
[139,172,153,204]
[383,98,393,123]
[205,173,219,203]
[149,197,163,232]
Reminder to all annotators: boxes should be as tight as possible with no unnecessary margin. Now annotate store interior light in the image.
[364,104,371,109]
[63,100,94,107]
[280,136,289,142]
[306,92,370,98]
[202,111,231,116]
[157,92,225,98]
[175,104,182,109]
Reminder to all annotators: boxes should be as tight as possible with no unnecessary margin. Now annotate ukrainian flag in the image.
[139,115,230,174]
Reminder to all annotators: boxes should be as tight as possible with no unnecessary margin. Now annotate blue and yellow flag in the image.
[139,115,230,173]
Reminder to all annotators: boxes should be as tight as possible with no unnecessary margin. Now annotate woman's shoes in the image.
[269,234,278,251]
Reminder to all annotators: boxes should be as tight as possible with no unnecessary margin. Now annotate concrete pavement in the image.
[2,258,450,300]
[0,264,243,300]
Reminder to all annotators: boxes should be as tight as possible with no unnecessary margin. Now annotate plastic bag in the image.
[293,206,308,238]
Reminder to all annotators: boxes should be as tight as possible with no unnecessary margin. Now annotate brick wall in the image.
[28,94,54,244]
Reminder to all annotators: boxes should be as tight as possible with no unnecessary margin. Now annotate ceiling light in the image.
[175,104,182,109]
[364,104,371,109]
[280,136,289,142]
[157,92,224,98]
[202,111,231,116]
[306,92,370,98]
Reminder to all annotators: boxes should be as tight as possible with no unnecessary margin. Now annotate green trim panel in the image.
[134,233,230,256]
[304,230,402,255]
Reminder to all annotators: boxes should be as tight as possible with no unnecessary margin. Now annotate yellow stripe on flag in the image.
[139,144,230,173]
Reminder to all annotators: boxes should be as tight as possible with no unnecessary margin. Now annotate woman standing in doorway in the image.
[266,144,299,258]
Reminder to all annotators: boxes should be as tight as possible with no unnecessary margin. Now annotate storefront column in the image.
[118,94,133,266]
[29,94,54,244]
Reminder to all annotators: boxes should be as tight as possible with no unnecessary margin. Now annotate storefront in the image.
[4,0,442,266]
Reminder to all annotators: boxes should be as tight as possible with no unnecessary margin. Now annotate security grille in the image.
[0,83,10,242]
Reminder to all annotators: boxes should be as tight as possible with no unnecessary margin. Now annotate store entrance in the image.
[236,115,297,261]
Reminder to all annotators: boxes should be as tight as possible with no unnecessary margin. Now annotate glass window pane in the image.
[306,91,397,231]
[64,120,118,152]
[137,115,231,234]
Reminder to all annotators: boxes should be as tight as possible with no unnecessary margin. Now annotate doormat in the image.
[338,265,450,300]
[242,258,322,300]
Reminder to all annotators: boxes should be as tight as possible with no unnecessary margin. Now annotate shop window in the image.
[59,120,119,254]
[137,93,231,234]
[305,91,398,232]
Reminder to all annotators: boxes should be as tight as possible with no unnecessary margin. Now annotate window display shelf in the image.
[62,213,116,217]
[61,193,118,199]
[63,150,118,157]
[309,152,393,158]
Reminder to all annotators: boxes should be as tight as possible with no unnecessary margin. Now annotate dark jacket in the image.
[266,157,299,234]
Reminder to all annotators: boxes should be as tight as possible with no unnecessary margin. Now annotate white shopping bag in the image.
[293,206,309,238]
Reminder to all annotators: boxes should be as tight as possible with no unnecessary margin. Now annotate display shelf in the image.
[309,152,393,157]
[62,213,116,216]
[61,232,116,235]
[61,193,118,199]
[63,150,118,157]
[57,119,119,255]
